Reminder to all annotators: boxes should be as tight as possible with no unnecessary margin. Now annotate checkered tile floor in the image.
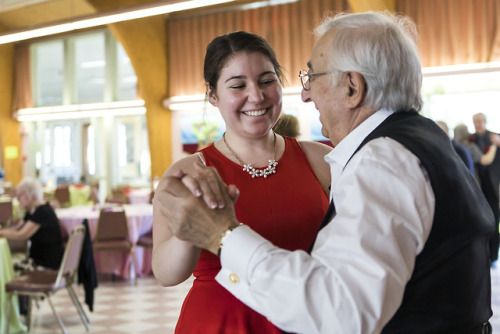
[490,266,500,331]
[17,275,193,334]
[13,269,500,333]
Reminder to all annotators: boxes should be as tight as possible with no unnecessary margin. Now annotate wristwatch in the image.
[217,223,242,256]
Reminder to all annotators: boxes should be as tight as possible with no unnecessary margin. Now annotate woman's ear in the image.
[206,84,218,107]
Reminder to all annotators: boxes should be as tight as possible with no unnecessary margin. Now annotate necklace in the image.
[223,132,278,178]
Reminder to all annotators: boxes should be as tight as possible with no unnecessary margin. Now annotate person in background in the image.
[152,31,331,333]
[454,123,498,179]
[471,112,500,264]
[272,114,300,138]
[157,11,494,333]
[435,120,474,173]
[0,176,64,270]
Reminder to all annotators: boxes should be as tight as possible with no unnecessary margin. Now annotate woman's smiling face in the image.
[208,51,283,138]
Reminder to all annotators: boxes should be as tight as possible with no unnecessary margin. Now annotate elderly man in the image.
[471,112,500,264]
[156,11,493,333]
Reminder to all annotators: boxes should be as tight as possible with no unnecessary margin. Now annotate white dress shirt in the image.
[216,109,435,334]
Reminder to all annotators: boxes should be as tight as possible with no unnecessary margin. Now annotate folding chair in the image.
[93,207,136,284]
[5,225,89,334]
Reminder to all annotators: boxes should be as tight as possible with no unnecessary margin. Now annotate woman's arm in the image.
[298,140,333,195]
[152,154,206,286]
[0,221,40,241]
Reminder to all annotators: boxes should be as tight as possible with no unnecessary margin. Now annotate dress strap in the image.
[194,152,206,166]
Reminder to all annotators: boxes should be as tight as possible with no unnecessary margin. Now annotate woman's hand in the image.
[173,162,240,209]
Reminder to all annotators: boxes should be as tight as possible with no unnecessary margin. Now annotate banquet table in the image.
[126,188,152,204]
[0,238,27,333]
[56,203,153,279]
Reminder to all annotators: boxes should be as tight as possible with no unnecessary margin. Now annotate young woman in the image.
[153,31,331,333]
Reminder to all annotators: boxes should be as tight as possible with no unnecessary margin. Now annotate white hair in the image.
[17,177,44,202]
[315,11,423,111]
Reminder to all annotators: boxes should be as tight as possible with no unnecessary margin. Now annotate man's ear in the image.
[207,84,218,107]
[345,72,366,108]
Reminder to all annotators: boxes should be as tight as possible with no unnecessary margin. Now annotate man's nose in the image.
[301,88,311,103]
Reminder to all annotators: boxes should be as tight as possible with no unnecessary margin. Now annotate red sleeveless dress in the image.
[175,137,329,333]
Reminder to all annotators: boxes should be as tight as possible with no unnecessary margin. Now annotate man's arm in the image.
[215,140,434,334]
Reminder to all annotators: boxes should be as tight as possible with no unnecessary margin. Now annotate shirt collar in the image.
[324,108,394,193]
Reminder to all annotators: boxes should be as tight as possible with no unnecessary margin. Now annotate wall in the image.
[0,44,22,185]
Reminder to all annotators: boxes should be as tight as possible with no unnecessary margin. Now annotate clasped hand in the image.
[156,162,241,255]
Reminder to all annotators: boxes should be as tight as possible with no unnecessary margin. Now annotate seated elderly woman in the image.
[0,177,64,270]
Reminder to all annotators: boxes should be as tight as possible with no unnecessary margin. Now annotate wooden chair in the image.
[54,186,71,208]
[93,207,136,284]
[5,225,89,334]
[0,198,13,227]
[105,188,129,205]
[148,190,154,204]
[137,230,153,250]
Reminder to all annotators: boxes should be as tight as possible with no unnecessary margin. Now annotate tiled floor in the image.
[490,266,500,331]
[13,269,500,333]
[15,275,193,334]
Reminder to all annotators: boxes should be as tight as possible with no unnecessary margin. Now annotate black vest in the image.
[351,111,493,333]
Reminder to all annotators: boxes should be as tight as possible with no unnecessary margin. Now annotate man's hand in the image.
[490,133,500,147]
[156,164,241,255]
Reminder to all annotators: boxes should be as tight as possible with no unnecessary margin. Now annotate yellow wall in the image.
[0,44,22,185]
[348,0,395,12]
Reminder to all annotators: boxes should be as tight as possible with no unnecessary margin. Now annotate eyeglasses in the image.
[299,69,334,91]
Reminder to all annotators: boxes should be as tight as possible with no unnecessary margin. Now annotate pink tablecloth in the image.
[56,203,153,279]
[126,188,152,204]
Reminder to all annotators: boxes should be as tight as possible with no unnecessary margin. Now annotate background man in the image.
[471,112,500,264]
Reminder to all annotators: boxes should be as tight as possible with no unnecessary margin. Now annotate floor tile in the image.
[20,268,500,333]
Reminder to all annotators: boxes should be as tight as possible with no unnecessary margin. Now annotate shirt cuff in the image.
[216,225,269,294]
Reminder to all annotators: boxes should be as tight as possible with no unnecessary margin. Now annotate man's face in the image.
[301,30,349,146]
[473,114,486,135]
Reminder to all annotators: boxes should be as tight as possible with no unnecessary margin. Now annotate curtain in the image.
[12,44,33,115]
[167,0,351,97]
[397,0,500,67]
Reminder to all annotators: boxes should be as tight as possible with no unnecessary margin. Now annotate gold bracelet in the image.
[217,223,243,257]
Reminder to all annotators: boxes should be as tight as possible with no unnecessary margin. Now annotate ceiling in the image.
[0,0,265,34]
[0,0,209,32]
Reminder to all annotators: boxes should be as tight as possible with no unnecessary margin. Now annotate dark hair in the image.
[204,31,284,90]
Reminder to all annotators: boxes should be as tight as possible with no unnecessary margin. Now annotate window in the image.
[31,30,137,107]
[27,30,149,189]
[74,33,106,104]
[33,40,64,106]
[117,43,137,101]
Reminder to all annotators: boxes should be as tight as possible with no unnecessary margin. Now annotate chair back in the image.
[54,186,71,207]
[0,199,13,225]
[55,224,86,287]
[95,208,130,242]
